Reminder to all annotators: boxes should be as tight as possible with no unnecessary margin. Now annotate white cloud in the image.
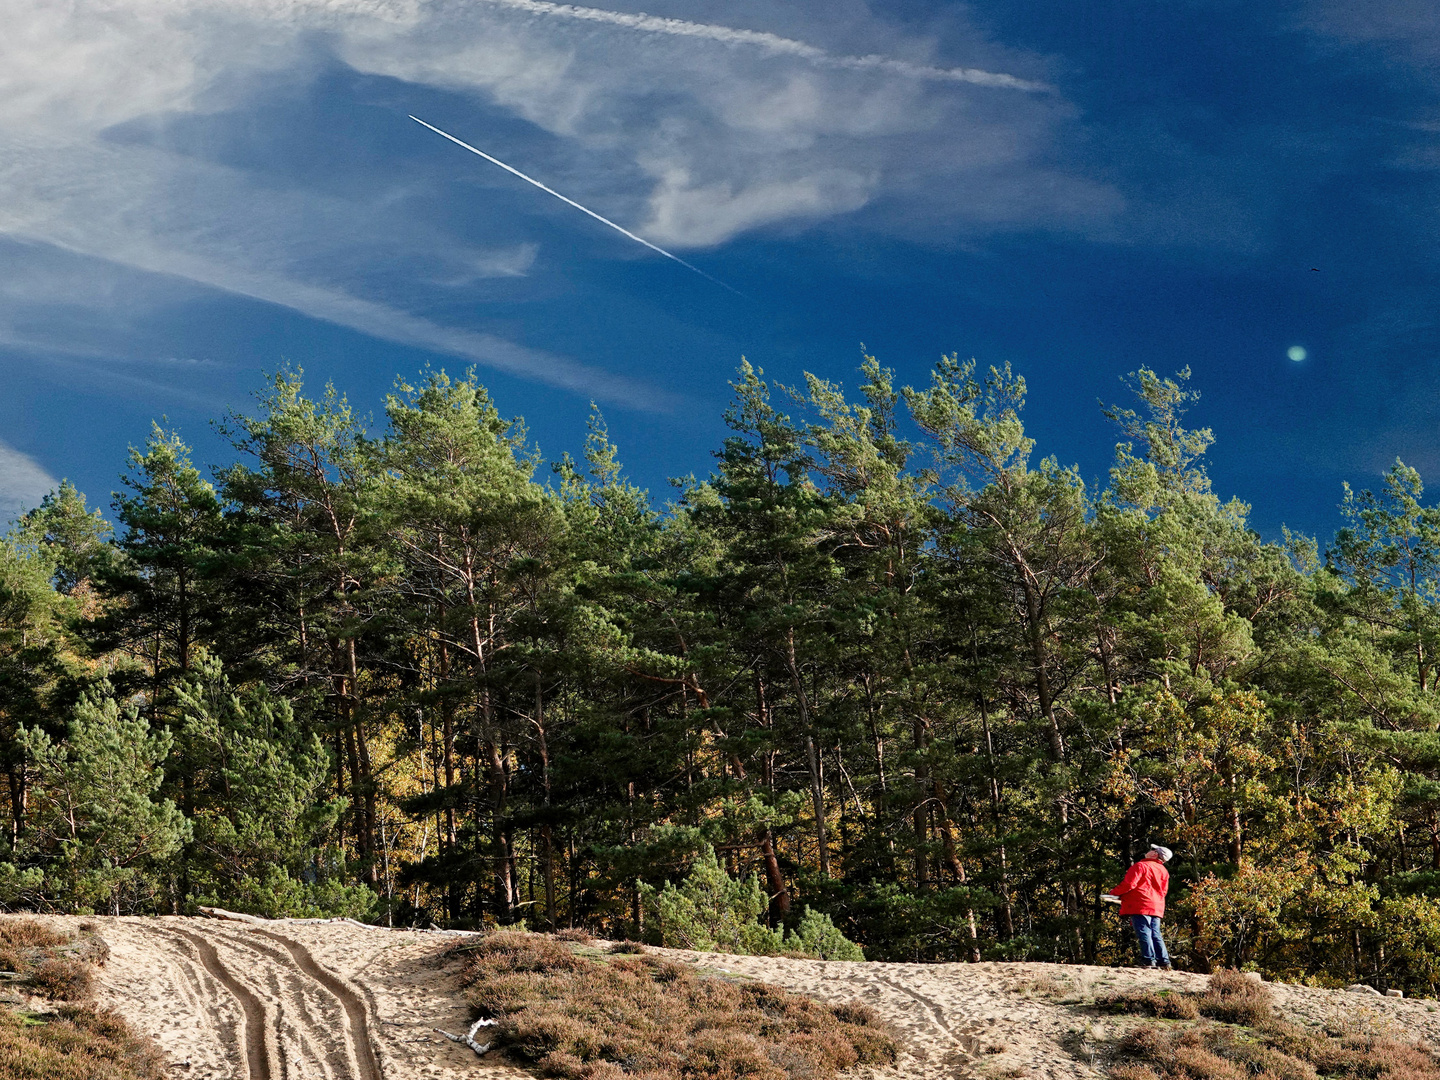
[641,165,873,248]
[0,135,674,408]
[0,440,58,525]
[0,120,673,394]
[1301,0,1440,68]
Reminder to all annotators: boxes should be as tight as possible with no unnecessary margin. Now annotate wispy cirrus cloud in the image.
[337,2,1115,249]
[0,0,1108,410]
[0,440,58,526]
[0,132,675,408]
[464,0,1050,91]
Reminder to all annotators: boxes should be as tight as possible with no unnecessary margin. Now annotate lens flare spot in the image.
[1287,345,1307,362]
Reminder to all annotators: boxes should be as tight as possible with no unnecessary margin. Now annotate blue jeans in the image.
[1129,914,1169,965]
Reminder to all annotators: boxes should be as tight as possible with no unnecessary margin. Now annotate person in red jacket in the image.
[1107,844,1173,969]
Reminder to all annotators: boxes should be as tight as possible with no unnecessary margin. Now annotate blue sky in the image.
[3,0,1439,540]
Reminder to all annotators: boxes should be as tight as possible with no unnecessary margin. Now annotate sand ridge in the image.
[9,914,1440,1080]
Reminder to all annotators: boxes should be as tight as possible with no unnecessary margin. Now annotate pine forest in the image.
[5,356,1440,992]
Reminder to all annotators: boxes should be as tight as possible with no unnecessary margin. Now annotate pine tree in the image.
[18,682,189,914]
[174,653,367,918]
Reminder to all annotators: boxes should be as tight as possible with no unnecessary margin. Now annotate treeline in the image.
[4,356,1440,988]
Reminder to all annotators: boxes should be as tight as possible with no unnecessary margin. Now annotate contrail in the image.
[410,115,740,294]
[472,0,1049,92]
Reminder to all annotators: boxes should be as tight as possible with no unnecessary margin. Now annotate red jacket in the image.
[1110,858,1169,916]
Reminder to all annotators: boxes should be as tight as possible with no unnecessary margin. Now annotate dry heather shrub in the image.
[1110,1011,1440,1080]
[29,958,94,1001]
[554,928,596,944]
[0,920,102,1001]
[608,941,646,954]
[1009,975,1066,997]
[1096,990,1201,1020]
[1198,970,1273,1026]
[1111,1066,1163,1080]
[0,920,68,950]
[453,932,897,1080]
[1121,1025,1173,1062]
[1260,1022,1327,1062]
[829,1001,883,1027]
[1171,1044,1250,1080]
[1222,1040,1317,1080]
[612,956,689,983]
[0,1004,168,1080]
[0,919,71,976]
[1293,1034,1440,1080]
[1325,1036,1440,1080]
[475,932,591,974]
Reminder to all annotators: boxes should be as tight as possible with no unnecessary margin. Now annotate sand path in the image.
[62,916,531,1080]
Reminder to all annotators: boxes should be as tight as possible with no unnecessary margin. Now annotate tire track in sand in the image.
[168,927,275,1080]
[112,921,237,1078]
[201,927,344,1080]
[255,929,385,1080]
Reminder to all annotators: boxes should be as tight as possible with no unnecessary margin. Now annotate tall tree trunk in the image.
[1020,576,1065,762]
[914,715,930,891]
[343,635,377,886]
[1018,575,1078,956]
[729,752,792,918]
[1227,770,1243,865]
[973,633,1015,940]
[485,739,515,919]
[5,766,25,850]
[933,780,981,961]
[862,673,887,793]
[535,673,556,930]
[439,643,458,852]
[785,627,830,877]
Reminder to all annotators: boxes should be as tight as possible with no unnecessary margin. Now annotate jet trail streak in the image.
[410,115,739,294]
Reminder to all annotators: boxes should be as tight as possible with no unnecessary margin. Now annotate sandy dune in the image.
[9,914,1440,1080]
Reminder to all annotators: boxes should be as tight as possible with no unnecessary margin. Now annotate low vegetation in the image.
[0,1005,168,1080]
[0,918,165,1079]
[453,931,897,1080]
[1096,988,1200,1021]
[1096,970,1272,1026]
[0,918,107,1001]
[1103,972,1440,1080]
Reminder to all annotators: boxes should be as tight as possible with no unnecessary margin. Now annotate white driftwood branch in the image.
[197,906,487,937]
[196,905,271,925]
[434,1018,497,1056]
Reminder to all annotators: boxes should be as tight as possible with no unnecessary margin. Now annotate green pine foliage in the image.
[17,683,189,914]
[640,845,784,954]
[174,653,371,919]
[637,846,865,960]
